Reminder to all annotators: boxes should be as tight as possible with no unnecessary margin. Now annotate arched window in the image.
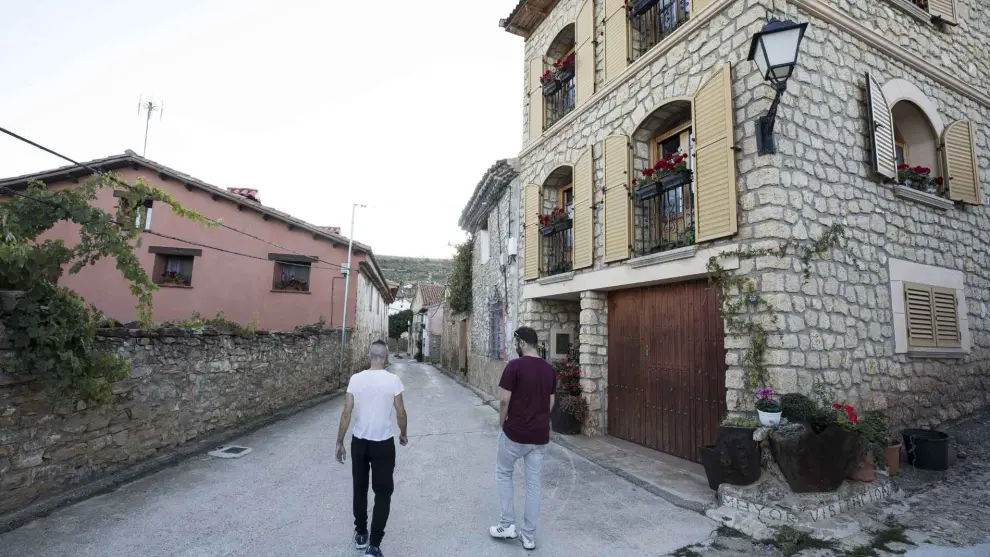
[891,100,943,195]
[630,0,691,62]
[543,25,577,129]
[539,166,574,276]
[631,100,694,255]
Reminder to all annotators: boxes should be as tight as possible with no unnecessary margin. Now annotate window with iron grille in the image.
[488,300,504,360]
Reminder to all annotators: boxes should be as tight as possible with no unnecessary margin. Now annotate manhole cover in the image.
[208,445,252,459]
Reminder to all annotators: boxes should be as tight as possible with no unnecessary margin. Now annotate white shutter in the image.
[866,72,897,181]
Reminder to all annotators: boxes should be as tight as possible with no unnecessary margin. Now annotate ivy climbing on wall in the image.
[0,174,214,406]
[706,223,845,392]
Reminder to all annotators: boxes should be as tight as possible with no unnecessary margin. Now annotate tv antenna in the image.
[137,95,164,157]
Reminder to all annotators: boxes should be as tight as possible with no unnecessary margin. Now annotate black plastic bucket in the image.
[902,428,950,471]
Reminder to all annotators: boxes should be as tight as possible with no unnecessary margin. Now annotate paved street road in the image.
[0,360,716,557]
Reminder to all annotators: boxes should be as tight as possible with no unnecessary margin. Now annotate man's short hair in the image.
[513,327,538,347]
[369,341,388,361]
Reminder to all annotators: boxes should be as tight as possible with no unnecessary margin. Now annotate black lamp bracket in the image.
[757,81,788,155]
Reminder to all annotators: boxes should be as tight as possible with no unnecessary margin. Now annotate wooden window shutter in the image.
[603,0,628,83]
[575,0,596,106]
[524,183,541,280]
[932,286,961,348]
[691,63,738,243]
[529,58,545,144]
[929,0,957,25]
[904,282,936,348]
[942,120,981,205]
[572,149,594,270]
[604,135,631,262]
[691,0,715,13]
[866,72,897,181]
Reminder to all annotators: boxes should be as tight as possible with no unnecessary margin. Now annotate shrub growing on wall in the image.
[0,175,212,405]
[448,237,473,313]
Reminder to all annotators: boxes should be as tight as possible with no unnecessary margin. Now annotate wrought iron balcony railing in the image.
[630,0,691,62]
[633,179,695,257]
[545,70,576,129]
[541,219,573,276]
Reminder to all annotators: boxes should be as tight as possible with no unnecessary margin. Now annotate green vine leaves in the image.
[448,237,474,313]
[0,173,214,405]
[706,223,845,392]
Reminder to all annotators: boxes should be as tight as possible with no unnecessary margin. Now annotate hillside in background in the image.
[377,255,453,301]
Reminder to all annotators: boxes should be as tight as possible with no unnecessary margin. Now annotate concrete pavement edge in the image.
[0,389,345,535]
[425,362,708,515]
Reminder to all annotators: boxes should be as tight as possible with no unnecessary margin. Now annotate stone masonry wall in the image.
[718,0,990,428]
[0,323,351,517]
[579,291,609,434]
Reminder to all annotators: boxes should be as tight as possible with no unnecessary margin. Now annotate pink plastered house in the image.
[0,151,392,332]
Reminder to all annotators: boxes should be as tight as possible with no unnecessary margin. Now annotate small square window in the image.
[154,254,193,286]
[555,333,571,355]
[273,261,311,292]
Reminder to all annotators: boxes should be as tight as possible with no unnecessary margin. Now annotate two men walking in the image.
[337,328,554,553]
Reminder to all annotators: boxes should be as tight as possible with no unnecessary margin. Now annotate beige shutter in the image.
[604,135,630,262]
[529,57,545,144]
[942,120,981,205]
[691,63,738,243]
[904,283,936,348]
[932,286,961,348]
[575,0,596,106]
[691,0,714,13]
[603,0,628,83]
[866,72,897,181]
[572,149,594,270]
[524,183,541,280]
[929,0,957,24]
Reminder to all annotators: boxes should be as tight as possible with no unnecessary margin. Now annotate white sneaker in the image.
[489,524,517,539]
[521,534,536,550]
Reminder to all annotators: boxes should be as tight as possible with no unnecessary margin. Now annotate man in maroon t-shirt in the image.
[488,326,556,551]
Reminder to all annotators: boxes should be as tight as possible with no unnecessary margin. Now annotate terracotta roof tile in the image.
[418,283,445,307]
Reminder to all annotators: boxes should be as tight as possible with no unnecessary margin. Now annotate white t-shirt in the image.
[346,369,405,442]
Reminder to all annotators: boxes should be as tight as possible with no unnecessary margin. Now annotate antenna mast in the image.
[137,95,164,157]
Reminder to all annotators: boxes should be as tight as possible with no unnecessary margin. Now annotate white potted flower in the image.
[755,386,782,426]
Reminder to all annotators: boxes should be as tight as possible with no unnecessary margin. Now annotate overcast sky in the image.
[0,0,523,259]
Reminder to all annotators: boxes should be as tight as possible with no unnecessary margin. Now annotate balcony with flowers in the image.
[538,207,573,276]
[632,152,695,256]
[542,53,576,129]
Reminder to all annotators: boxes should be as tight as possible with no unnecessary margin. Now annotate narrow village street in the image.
[0,359,717,557]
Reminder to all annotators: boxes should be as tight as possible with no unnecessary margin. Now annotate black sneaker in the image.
[365,546,383,557]
[354,531,369,550]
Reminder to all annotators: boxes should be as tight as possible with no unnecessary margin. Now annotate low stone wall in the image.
[466,354,506,399]
[0,324,352,518]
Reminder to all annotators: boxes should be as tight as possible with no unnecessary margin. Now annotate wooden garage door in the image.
[607,280,726,462]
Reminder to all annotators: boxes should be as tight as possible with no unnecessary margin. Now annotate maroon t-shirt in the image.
[499,356,556,445]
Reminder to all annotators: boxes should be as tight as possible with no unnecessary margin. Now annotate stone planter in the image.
[542,80,561,96]
[0,290,26,313]
[715,426,762,486]
[885,443,903,476]
[770,425,860,493]
[659,170,692,190]
[555,66,575,83]
[848,452,876,482]
[634,182,661,202]
[550,398,581,435]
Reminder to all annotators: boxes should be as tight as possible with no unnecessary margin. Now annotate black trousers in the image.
[351,436,396,547]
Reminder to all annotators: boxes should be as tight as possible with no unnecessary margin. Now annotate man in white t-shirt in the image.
[336,341,408,557]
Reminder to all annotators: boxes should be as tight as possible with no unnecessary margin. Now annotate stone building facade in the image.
[456,159,524,396]
[499,0,989,457]
[0,321,352,519]
[352,262,395,369]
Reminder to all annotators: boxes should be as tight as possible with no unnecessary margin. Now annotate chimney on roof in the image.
[320,226,342,235]
[227,188,261,203]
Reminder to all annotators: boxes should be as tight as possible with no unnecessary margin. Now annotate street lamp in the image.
[747,17,809,154]
[339,203,366,373]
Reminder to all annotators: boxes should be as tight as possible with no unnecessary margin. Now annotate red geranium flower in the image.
[642,168,654,177]
[934,177,944,185]
[897,164,909,170]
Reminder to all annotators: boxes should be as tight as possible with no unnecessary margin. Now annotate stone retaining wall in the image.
[0,323,351,517]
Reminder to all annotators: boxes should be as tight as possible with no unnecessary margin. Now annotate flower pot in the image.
[770,424,860,493]
[699,445,725,490]
[848,452,876,482]
[542,80,561,96]
[555,66,575,82]
[714,426,761,486]
[0,290,26,313]
[658,170,692,190]
[758,410,782,426]
[903,428,950,471]
[540,219,572,236]
[634,182,661,202]
[550,399,581,435]
[885,443,902,476]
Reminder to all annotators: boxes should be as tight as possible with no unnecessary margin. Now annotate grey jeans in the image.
[496,431,549,538]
